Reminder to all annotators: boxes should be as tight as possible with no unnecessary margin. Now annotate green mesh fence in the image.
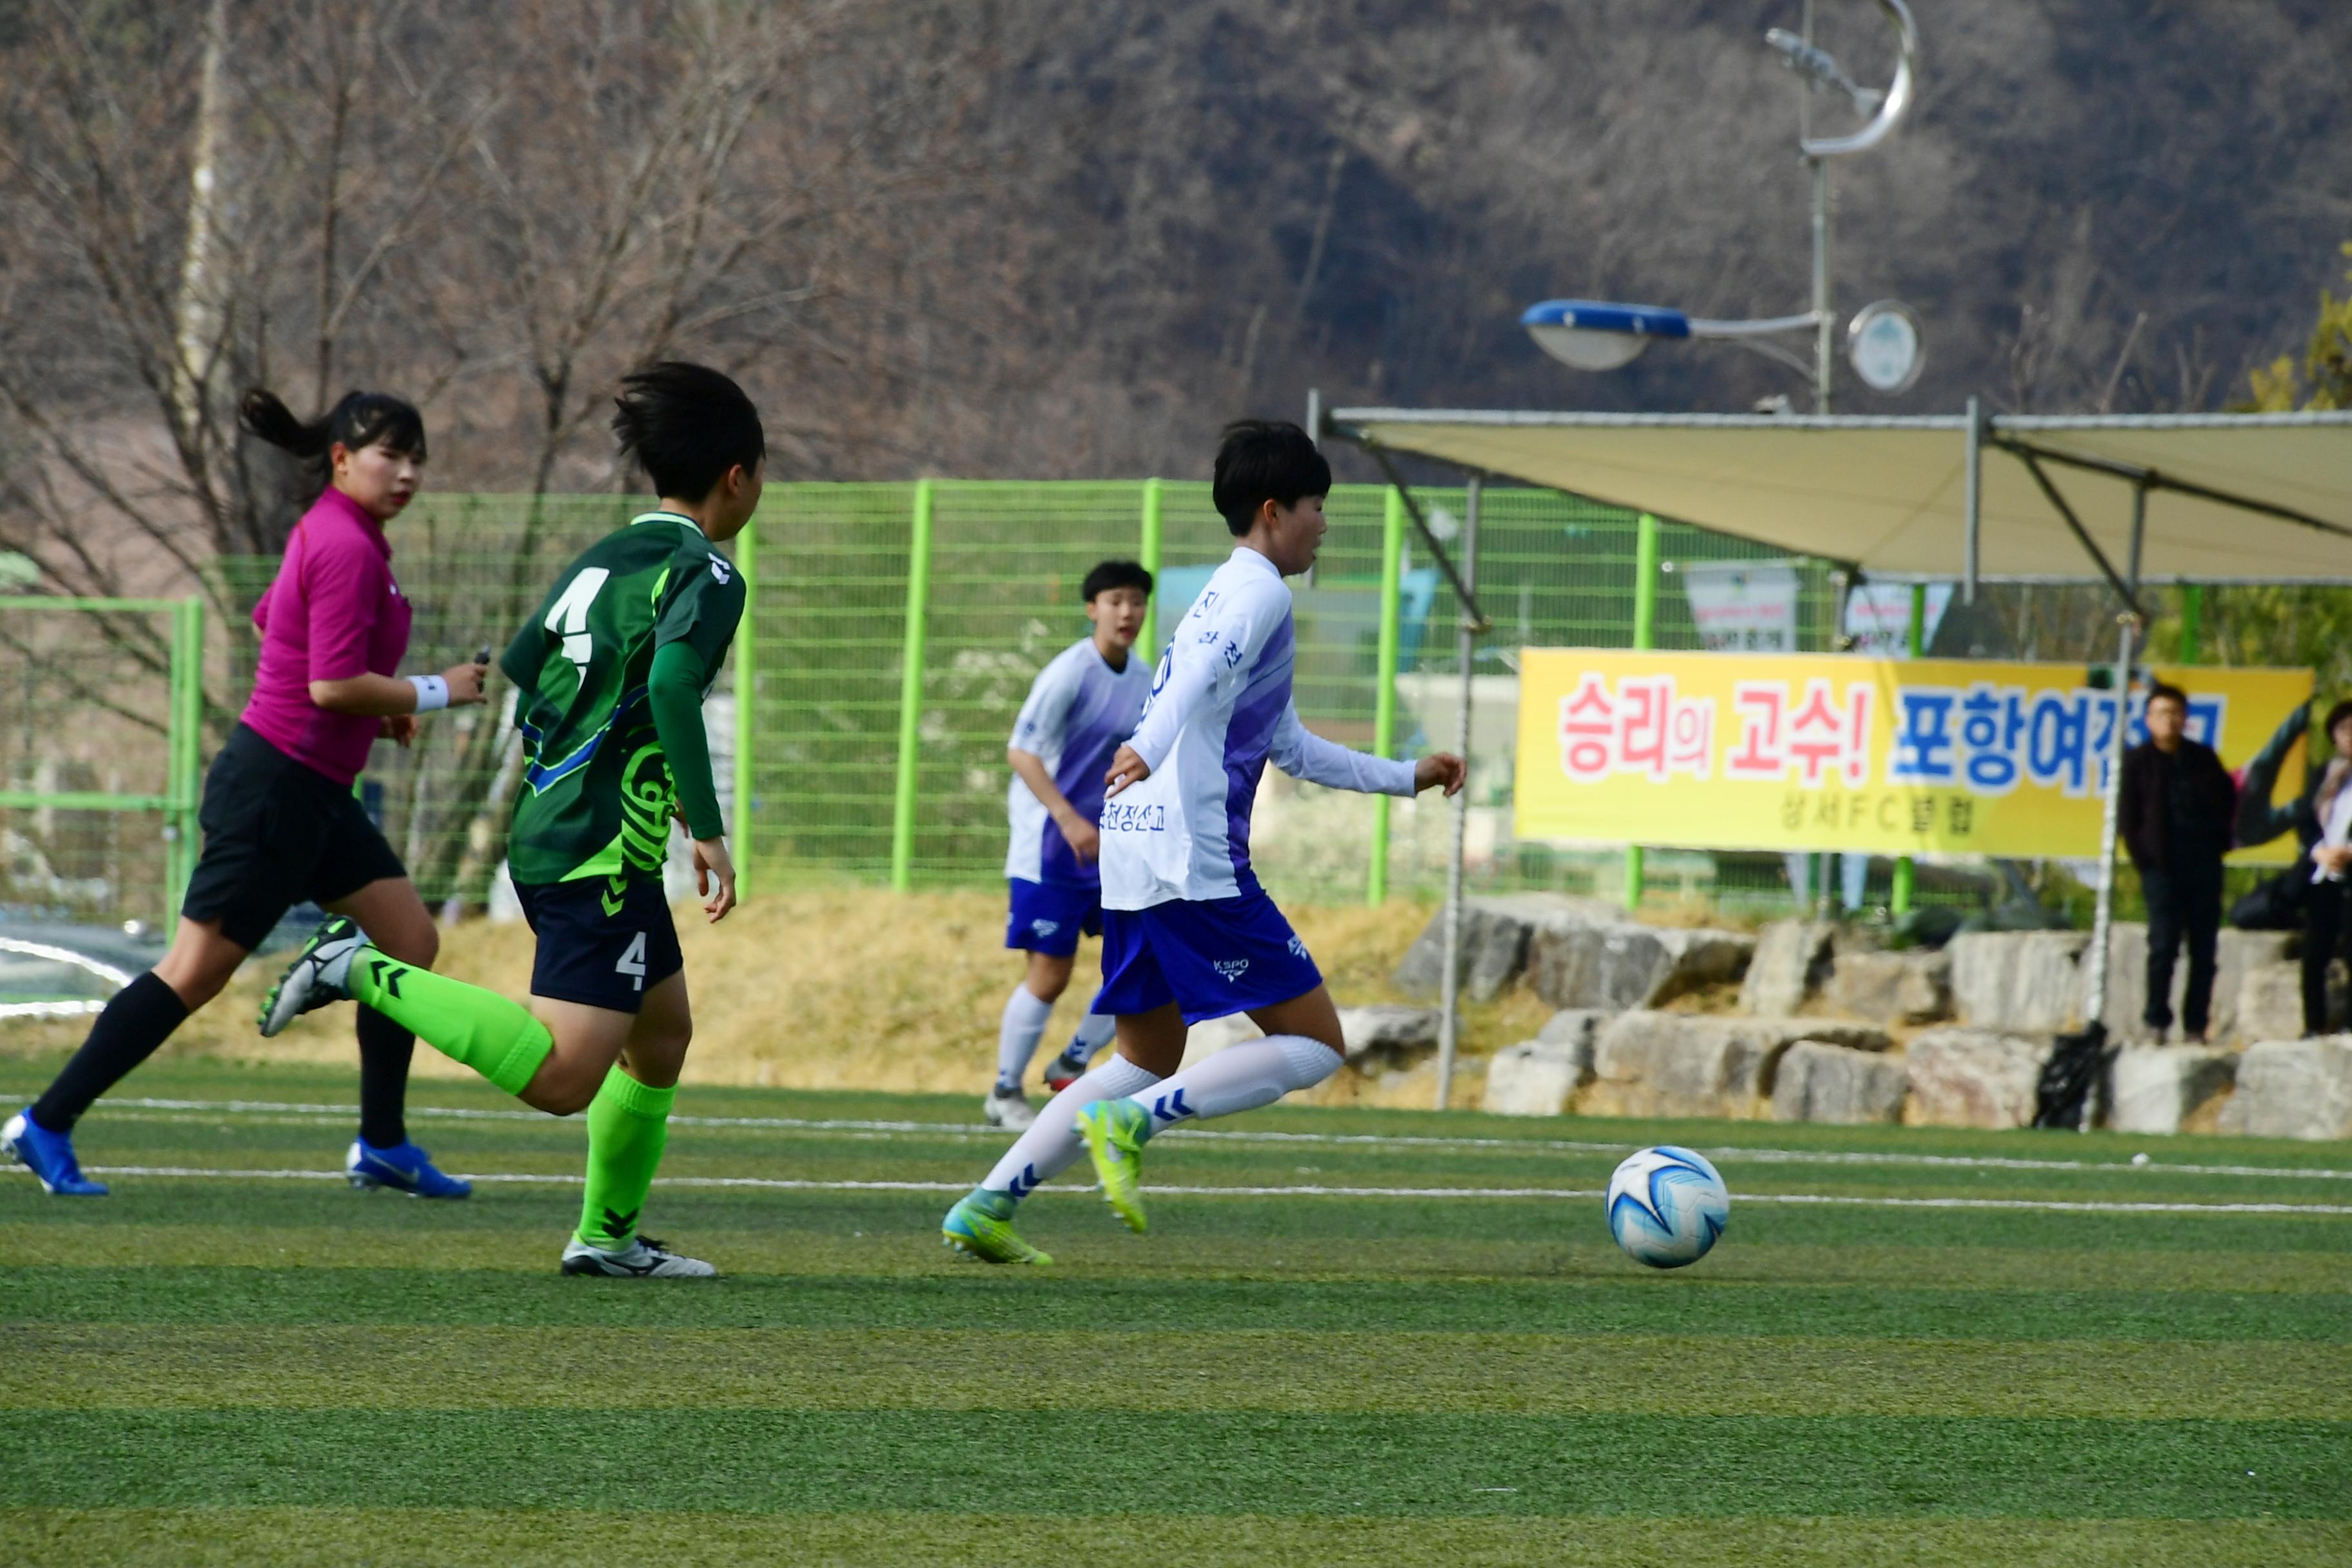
[152,480,1972,917]
[0,597,201,932]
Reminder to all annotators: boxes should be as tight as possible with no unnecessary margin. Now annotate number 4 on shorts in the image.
[616,931,647,992]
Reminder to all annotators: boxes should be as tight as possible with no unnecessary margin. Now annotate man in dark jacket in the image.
[2117,683,2237,1041]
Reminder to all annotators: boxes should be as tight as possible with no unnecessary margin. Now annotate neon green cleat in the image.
[1076,1097,1152,1234]
[941,1190,1052,1266]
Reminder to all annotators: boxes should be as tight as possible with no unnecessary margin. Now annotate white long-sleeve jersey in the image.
[1099,545,1415,910]
[1003,636,1151,885]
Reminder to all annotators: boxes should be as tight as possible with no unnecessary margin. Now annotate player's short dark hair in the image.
[2324,699,2352,738]
[1212,420,1330,536]
[612,361,765,502]
[2146,681,2190,710]
[1082,560,1153,602]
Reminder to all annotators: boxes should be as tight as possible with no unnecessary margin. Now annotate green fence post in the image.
[1891,582,1926,916]
[1137,477,1164,658]
[167,596,204,919]
[1367,485,1407,908]
[1623,513,1659,912]
[889,480,936,894]
[2179,583,2204,665]
[732,518,758,899]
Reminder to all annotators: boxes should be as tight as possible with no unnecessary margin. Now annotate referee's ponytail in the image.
[240,387,428,464]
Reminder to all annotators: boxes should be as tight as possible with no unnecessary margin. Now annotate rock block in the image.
[1588,1012,1888,1118]
[2107,1045,2237,1136]
[1905,1028,2054,1129]
[1336,1004,1442,1066]
[1393,893,1619,1002]
[1178,1012,1262,1069]
[1739,919,1838,1016]
[1948,932,2088,1033]
[1825,948,1953,1026]
[1529,922,1754,1012]
[2219,1037,2352,1140]
[1483,1037,1595,1117]
[2084,925,2295,1041]
[2235,961,2307,1047]
[1537,1009,1609,1050]
[1772,1040,1909,1124]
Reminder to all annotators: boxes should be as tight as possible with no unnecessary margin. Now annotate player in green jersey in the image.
[259,362,763,1278]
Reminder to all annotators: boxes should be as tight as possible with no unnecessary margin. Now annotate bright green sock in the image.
[577,1064,676,1249]
[346,946,553,1099]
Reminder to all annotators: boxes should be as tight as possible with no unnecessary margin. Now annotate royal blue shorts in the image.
[1093,884,1324,1024]
[1004,878,1102,956]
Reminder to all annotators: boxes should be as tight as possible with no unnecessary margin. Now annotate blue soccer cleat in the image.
[346,1137,472,1199]
[3,1108,108,1196]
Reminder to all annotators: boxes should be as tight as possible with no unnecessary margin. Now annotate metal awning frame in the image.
[1324,405,2352,608]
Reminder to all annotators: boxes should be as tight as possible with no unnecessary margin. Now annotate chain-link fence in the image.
[14,480,2061,930]
[0,598,202,932]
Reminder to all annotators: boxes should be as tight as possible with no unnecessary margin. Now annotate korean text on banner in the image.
[1514,650,2311,863]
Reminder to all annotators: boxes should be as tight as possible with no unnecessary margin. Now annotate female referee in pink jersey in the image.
[4,389,488,1198]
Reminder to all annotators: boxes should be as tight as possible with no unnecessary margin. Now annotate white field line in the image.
[0,937,127,1018]
[66,1163,2352,1217]
[44,1093,2352,1185]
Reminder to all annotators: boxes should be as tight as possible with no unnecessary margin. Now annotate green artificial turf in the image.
[1,1057,2347,1566]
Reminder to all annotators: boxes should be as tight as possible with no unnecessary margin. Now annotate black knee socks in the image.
[30,972,191,1132]
[355,1005,413,1148]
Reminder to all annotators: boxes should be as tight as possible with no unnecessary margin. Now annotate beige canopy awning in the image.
[1328,409,2352,589]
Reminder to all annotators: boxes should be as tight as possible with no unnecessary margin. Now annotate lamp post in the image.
[1521,0,1923,409]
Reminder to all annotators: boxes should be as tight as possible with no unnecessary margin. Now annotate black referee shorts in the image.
[181,723,408,952]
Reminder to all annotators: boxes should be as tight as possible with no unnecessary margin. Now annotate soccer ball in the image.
[1605,1146,1729,1268]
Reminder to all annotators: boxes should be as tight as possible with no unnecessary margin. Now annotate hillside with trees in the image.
[1,0,2347,590]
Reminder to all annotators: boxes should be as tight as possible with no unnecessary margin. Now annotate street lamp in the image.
[1521,0,1923,411]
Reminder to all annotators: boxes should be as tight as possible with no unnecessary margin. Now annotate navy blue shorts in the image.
[1004,878,1102,956]
[512,877,684,1014]
[1093,884,1324,1024]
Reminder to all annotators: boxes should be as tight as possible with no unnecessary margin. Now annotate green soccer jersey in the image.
[502,511,746,887]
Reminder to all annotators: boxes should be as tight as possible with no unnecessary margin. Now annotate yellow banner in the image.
[1513,651,2312,863]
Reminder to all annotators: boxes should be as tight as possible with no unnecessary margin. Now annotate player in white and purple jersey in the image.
[943,421,1463,1263]
[985,560,1154,1130]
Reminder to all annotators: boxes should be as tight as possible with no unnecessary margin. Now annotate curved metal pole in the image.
[1434,475,1482,1112]
[2084,482,2149,1128]
[1799,0,1920,159]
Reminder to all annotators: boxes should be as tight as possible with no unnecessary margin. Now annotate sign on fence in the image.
[1678,561,1800,651]
[1513,649,2312,861]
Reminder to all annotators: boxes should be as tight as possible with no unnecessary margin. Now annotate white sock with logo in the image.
[994,985,1056,1095]
[981,1054,1162,1200]
[1053,1010,1118,1069]
[1129,1034,1342,1137]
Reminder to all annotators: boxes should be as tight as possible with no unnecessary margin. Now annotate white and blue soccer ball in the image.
[1605,1146,1729,1268]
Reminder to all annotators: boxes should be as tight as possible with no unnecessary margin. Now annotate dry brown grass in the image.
[1,890,1554,1107]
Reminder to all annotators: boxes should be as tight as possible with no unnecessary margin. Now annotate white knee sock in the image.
[982,1054,1163,1199]
[994,985,1056,1094]
[1053,1010,1117,1066]
[1129,1034,1342,1137]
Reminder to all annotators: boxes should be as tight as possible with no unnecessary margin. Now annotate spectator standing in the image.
[2117,683,2237,1043]
[2301,701,2352,1034]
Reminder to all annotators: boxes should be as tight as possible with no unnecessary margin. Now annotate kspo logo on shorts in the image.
[1212,959,1250,983]
[1031,919,1061,938]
